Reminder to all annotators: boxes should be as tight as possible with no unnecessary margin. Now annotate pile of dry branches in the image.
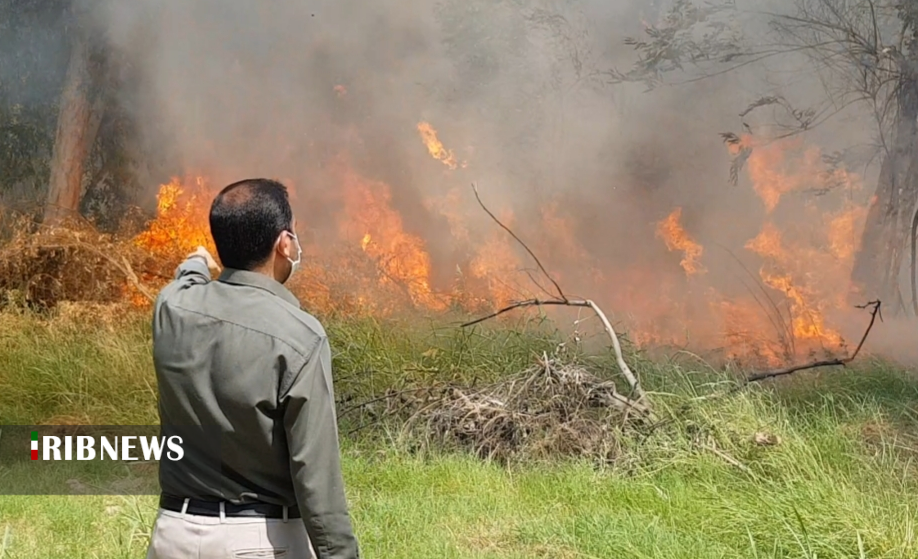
[392,355,650,463]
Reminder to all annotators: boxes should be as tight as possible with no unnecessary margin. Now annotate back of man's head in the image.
[209,178,293,270]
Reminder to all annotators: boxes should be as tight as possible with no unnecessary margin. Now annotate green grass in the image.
[1,304,917,558]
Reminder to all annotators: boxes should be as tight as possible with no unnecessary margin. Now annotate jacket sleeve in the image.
[282,336,360,559]
[154,256,211,306]
[172,256,211,287]
[152,257,211,333]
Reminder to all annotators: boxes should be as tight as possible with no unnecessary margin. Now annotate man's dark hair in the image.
[209,178,293,270]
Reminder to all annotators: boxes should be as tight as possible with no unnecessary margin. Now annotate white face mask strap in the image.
[286,230,302,267]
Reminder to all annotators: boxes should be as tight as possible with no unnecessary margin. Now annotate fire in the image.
[424,186,469,242]
[737,134,835,213]
[656,207,705,275]
[468,209,525,309]
[729,137,862,358]
[337,165,448,311]
[134,176,216,261]
[539,201,590,264]
[645,135,865,362]
[745,221,783,260]
[739,134,865,354]
[125,176,217,308]
[127,152,517,317]
[417,122,460,170]
[122,119,869,367]
[828,202,868,262]
[717,298,784,364]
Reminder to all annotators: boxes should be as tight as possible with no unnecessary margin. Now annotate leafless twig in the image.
[339,386,436,418]
[50,239,155,303]
[471,183,567,301]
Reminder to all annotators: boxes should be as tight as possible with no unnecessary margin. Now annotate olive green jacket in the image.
[152,256,359,558]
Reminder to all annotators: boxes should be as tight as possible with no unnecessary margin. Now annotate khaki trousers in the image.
[146,507,316,558]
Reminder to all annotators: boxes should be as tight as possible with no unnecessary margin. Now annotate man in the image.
[146,178,360,559]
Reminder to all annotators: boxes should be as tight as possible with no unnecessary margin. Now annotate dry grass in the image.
[0,211,162,310]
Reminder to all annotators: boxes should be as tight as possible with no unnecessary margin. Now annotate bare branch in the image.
[584,298,644,400]
[522,268,557,300]
[119,255,155,303]
[703,443,752,473]
[461,298,570,327]
[739,95,785,117]
[719,92,871,187]
[728,144,752,186]
[739,300,881,385]
[471,182,567,301]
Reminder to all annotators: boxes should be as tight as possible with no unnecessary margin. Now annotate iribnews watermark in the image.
[1,425,222,495]
[30,431,185,462]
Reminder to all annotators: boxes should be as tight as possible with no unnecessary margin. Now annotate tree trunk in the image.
[850,68,918,313]
[43,11,107,225]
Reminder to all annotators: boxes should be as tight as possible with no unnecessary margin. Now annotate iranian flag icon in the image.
[31,431,38,460]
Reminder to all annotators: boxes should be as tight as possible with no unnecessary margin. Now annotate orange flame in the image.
[124,121,868,366]
[738,134,850,214]
[656,207,705,275]
[337,165,448,311]
[468,209,524,309]
[735,133,865,355]
[417,122,459,169]
[134,176,216,260]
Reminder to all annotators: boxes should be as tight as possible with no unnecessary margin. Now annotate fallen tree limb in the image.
[702,443,751,474]
[120,255,155,303]
[339,386,441,418]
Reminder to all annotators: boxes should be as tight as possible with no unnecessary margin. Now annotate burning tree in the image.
[610,0,918,314]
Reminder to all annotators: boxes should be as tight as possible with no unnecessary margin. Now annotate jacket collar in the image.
[217,268,301,309]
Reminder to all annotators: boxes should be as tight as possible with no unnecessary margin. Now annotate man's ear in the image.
[275,231,290,259]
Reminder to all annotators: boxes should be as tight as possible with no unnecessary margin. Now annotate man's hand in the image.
[188,246,220,272]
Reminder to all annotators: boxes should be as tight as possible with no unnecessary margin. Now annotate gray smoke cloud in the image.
[89,0,900,362]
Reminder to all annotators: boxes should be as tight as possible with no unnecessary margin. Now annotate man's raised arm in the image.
[282,335,360,559]
[155,246,218,305]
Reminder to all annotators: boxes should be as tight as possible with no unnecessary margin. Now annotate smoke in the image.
[90,0,907,362]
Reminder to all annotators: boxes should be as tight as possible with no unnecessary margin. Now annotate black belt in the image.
[160,494,301,519]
